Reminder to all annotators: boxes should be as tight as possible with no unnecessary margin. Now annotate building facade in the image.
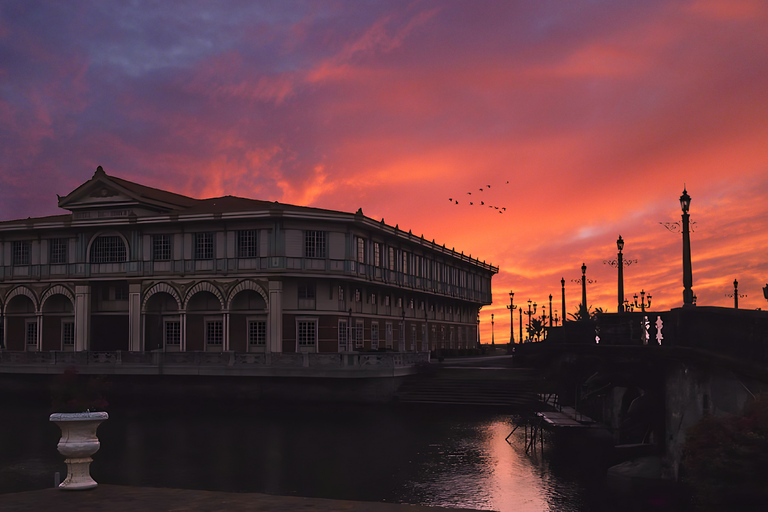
[0,167,497,355]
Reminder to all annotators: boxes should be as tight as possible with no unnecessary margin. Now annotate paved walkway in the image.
[0,485,489,512]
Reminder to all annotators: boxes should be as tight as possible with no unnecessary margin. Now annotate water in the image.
[2,401,617,511]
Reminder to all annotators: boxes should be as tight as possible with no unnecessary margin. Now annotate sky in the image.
[2,0,768,342]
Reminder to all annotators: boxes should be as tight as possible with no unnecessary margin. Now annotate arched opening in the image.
[90,280,129,351]
[144,292,180,352]
[229,289,267,352]
[186,291,222,352]
[41,294,75,351]
[5,294,36,351]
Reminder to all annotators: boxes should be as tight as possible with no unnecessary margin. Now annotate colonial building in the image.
[0,167,496,355]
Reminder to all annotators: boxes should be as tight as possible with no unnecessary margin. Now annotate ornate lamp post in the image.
[726,279,746,309]
[604,236,637,312]
[506,291,517,344]
[561,278,566,324]
[572,264,595,319]
[553,311,559,327]
[548,294,553,327]
[633,290,652,313]
[680,189,695,307]
[524,300,537,342]
[491,313,495,345]
[519,308,523,344]
[661,187,696,307]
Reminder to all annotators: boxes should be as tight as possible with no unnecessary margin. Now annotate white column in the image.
[268,280,282,353]
[128,283,142,351]
[36,313,43,351]
[180,311,187,351]
[223,312,230,351]
[74,285,91,351]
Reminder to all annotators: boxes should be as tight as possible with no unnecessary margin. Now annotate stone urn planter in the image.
[49,411,109,490]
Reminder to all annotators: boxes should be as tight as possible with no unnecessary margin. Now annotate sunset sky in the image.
[2,0,768,341]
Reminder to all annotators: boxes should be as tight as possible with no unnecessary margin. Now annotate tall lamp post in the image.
[604,236,637,312]
[572,264,595,319]
[680,188,695,307]
[519,308,523,344]
[524,300,537,342]
[548,294,553,327]
[491,314,495,345]
[726,279,746,309]
[561,278,566,324]
[506,291,517,344]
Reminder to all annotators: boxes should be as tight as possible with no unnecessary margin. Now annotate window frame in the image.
[152,234,172,261]
[304,231,327,259]
[195,232,215,260]
[237,229,258,258]
[90,235,127,264]
[296,318,318,352]
[49,238,68,265]
[12,241,31,266]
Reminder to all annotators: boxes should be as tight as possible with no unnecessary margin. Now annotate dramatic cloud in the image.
[2,0,767,339]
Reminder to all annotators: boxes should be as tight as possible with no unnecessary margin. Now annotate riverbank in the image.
[0,484,488,512]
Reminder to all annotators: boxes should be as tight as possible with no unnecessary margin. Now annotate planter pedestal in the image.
[49,412,108,490]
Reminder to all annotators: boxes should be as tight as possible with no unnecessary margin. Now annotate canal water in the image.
[0,400,656,511]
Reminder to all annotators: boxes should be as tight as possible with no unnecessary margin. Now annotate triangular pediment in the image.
[58,166,200,218]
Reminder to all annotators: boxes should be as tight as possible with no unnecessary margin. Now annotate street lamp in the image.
[681,188,695,307]
[548,294,553,328]
[604,236,637,312]
[506,291,517,344]
[561,278,566,324]
[524,300,537,342]
[519,308,523,344]
[633,290,652,313]
[572,263,596,319]
[726,279,746,309]
[491,313,495,345]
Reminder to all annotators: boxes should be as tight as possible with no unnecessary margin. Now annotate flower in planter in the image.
[50,366,110,413]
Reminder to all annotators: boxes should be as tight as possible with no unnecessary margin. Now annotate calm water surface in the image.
[2,402,610,511]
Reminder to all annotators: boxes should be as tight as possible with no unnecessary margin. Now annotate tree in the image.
[568,304,603,322]
[527,318,544,341]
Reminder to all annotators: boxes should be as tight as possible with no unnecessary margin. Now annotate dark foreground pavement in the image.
[0,485,490,512]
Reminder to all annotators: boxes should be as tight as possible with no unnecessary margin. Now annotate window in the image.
[13,241,30,265]
[238,230,257,258]
[338,319,349,352]
[410,324,417,351]
[338,286,344,302]
[421,324,428,352]
[374,243,381,267]
[205,320,223,345]
[297,319,317,350]
[152,235,171,261]
[355,320,364,348]
[164,320,181,346]
[388,247,395,271]
[50,238,67,264]
[371,322,379,351]
[26,321,37,346]
[355,289,361,302]
[385,295,390,307]
[304,231,326,258]
[357,237,366,263]
[385,322,393,349]
[91,235,127,263]
[195,233,214,260]
[248,320,266,346]
[62,322,74,347]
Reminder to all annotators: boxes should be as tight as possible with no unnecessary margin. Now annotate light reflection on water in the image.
[1,402,598,511]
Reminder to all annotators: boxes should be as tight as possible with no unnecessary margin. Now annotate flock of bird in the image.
[448,182,508,214]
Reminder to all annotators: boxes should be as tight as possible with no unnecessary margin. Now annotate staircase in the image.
[395,366,542,408]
